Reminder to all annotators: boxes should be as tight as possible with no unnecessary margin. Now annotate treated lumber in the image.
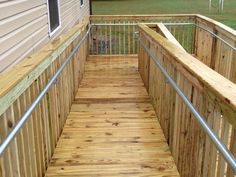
[139,24,236,126]
[45,56,180,177]
[196,14,236,41]
[90,14,196,21]
[155,23,185,51]
[0,17,89,116]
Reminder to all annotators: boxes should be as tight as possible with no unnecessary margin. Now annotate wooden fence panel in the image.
[194,20,215,66]
[139,24,236,177]
[194,15,236,84]
[90,15,196,55]
[0,19,89,177]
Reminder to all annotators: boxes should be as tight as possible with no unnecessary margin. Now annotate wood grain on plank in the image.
[45,56,179,177]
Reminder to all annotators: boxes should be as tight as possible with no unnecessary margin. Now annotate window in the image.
[47,0,61,36]
[80,0,84,7]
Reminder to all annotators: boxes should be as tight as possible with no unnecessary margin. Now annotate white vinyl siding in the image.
[0,0,89,72]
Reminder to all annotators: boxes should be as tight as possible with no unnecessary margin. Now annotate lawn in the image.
[92,0,236,29]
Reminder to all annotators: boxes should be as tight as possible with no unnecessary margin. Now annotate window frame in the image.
[80,0,84,7]
[47,0,61,37]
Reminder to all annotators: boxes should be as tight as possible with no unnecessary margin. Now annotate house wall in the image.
[0,0,90,72]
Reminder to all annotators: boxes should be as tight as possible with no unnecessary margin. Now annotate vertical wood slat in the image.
[96,26,98,55]
[185,20,190,52]
[227,129,236,177]
[133,21,136,54]
[37,75,48,173]
[123,23,126,54]
[181,20,185,49]
[34,80,45,176]
[138,24,236,177]
[18,94,33,177]
[24,88,38,176]
[109,22,112,55]
[0,22,89,177]
[14,95,30,176]
[40,73,52,169]
[0,107,19,177]
[114,22,117,54]
[138,32,150,89]
[128,21,130,54]
[119,22,121,54]
[30,81,43,177]
[102,23,105,54]
[217,121,231,177]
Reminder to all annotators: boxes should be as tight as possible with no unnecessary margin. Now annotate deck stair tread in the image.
[45,56,180,177]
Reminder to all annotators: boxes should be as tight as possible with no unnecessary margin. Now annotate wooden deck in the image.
[45,56,180,177]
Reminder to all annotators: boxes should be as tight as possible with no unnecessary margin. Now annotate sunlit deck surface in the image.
[45,56,180,176]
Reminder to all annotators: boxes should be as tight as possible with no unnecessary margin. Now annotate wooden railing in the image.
[89,15,195,54]
[194,15,236,83]
[90,23,138,55]
[138,24,236,177]
[0,18,89,177]
[147,23,186,51]
[90,15,236,85]
[0,14,235,177]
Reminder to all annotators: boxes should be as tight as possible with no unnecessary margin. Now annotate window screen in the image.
[48,0,60,33]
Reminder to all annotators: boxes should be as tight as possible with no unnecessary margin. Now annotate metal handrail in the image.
[193,23,236,51]
[0,25,91,157]
[91,22,194,26]
[165,23,236,51]
[91,22,236,51]
[139,37,236,173]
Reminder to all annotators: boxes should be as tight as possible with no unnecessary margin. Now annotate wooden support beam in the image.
[156,23,185,51]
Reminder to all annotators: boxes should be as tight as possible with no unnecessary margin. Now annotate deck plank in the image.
[45,56,180,177]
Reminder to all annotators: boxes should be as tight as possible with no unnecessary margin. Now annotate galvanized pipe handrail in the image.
[0,25,91,157]
[193,23,236,51]
[91,22,236,51]
[139,37,236,173]
[91,22,194,26]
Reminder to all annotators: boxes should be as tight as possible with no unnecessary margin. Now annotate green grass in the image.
[92,0,236,29]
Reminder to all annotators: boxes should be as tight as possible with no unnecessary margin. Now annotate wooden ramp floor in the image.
[45,56,180,177]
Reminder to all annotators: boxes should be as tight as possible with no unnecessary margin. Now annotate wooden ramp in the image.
[45,56,180,177]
